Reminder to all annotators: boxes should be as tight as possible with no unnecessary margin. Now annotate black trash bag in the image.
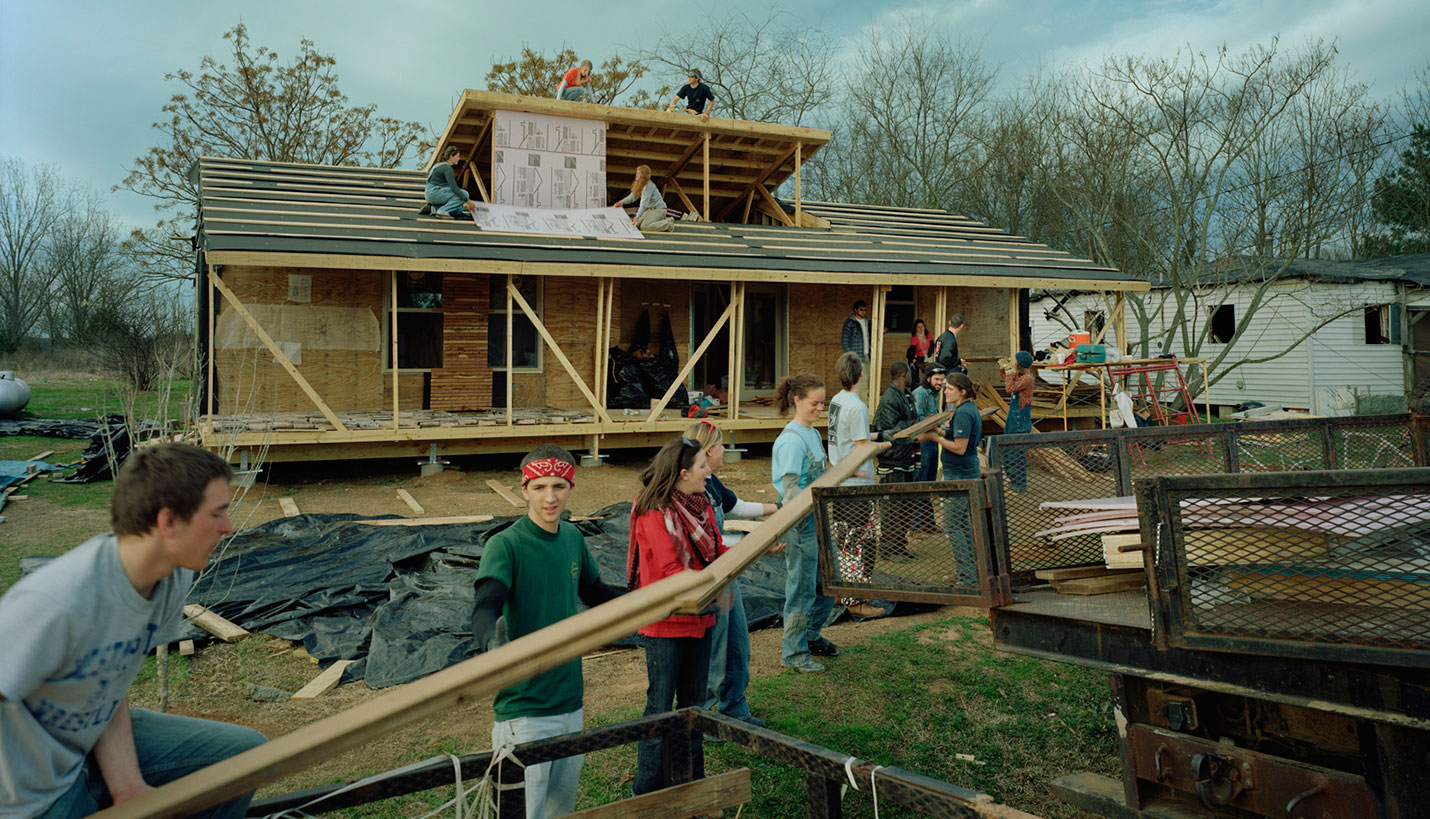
[54,415,135,483]
[607,347,650,409]
[636,311,688,411]
[629,309,652,354]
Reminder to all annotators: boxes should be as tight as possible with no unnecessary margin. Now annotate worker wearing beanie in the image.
[1001,351,1036,492]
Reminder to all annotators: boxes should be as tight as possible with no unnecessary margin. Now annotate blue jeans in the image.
[634,632,712,795]
[40,708,266,819]
[1004,400,1033,491]
[425,183,470,215]
[704,582,752,719]
[941,463,981,587]
[781,515,834,666]
[560,87,586,101]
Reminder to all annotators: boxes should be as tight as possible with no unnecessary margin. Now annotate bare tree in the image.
[0,159,65,352]
[485,47,659,107]
[808,21,996,209]
[118,23,431,282]
[641,8,837,125]
[43,206,139,346]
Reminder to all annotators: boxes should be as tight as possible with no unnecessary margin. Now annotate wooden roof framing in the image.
[194,157,1147,291]
[428,91,830,222]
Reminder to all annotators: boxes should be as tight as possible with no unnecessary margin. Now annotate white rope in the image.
[839,756,886,817]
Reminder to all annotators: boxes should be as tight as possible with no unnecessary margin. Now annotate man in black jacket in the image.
[871,362,919,560]
[932,313,966,373]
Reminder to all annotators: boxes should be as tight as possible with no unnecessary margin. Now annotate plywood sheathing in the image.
[213,267,382,414]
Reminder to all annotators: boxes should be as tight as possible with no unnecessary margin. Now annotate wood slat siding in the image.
[430,275,491,411]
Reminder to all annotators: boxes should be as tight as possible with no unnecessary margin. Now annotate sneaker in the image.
[432,210,453,219]
[847,602,886,619]
[740,714,766,729]
[417,204,432,215]
[781,657,825,673]
[809,637,841,657]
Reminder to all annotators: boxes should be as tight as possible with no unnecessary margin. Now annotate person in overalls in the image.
[1001,351,1035,492]
[921,372,982,586]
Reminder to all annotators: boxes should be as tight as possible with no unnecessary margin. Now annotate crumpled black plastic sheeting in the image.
[184,504,794,689]
[52,416,142,484]
[0,416,118,439]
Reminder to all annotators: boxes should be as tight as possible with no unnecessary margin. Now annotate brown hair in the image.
[945,372,974,401]
[835,352,863,390]
[633,439,700,516]
[444,145,461,160]
[683,419,722,450]
[774,373,824,415]
[111,443,233,536]
[521,444,576,471]
[630,164,652,198]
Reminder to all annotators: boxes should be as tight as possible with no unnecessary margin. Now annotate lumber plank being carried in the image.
[92,440,891,819]
[893,410,952,440]
[562,768,751,818]
[183,605,249,643]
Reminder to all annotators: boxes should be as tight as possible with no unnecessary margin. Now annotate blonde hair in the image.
[683,419,721,450]
[629,164,652,198]
[580,59,593,70]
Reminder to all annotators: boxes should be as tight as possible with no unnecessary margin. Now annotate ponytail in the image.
[774,373,824,415]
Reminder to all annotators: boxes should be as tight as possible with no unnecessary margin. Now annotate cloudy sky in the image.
[2,0,1426,230]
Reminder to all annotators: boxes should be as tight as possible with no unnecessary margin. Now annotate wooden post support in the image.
[794,141,802,227]
[206,266,216,420]
[90,442,888,819]
[726,281,737,420]
[731,282,745,421]
[1114,292,1127,350]
[509,281,614,424]
[646,299,735,422]
[506,274,514,426]
[702,133,710,223]
[207,268,348,432]
[755,185,794,227]
[1009,288,1020,357]
[391,272,399,431]
[665,177,702,222]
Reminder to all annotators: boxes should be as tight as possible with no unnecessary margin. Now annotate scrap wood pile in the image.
[975,382,1095,483]
[1037,497,1145,582]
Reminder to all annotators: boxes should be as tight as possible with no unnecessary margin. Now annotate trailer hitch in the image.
[1191,752,1247,809]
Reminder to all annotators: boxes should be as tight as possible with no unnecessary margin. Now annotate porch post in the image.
[391,272,399,431]
[506,274,514,426]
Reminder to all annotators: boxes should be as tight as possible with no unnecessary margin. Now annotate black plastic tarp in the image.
[184,504,795,689]
[0,416,118,439]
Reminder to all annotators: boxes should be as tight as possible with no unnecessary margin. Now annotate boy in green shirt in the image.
[471,445,618,818]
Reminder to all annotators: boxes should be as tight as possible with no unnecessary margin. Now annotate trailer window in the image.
[1208,304,1235,344]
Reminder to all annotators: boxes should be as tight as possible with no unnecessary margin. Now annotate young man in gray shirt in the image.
[0,443,265,817]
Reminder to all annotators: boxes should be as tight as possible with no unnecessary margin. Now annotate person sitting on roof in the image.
[666,69,717,119]
[611,165,674,232]
[556,60,593,101]
[423,146,475,220]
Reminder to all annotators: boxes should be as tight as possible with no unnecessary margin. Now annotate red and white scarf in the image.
[626,489,720,590]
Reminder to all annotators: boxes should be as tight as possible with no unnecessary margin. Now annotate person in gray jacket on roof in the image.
[611,165,674,232]
[424,146,475,219]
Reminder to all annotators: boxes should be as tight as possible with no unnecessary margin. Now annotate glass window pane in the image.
[488,314,541,369]
[397,272,443,309]
[394,313,443,369]
[488,275,540,308]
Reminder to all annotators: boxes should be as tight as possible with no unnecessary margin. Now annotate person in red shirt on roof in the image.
[556,60,593,101]
[626,437,721,796]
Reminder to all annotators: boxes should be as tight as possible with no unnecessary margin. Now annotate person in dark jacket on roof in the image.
[424,146,475,219]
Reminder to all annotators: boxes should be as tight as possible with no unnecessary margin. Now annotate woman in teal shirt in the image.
[920,372,981,586]
[770,373,837,674]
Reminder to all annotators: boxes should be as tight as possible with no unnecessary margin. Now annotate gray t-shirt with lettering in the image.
[827,390,875,485]
[0,533,191,815]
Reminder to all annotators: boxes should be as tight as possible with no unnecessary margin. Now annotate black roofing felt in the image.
[195,158,1139,283]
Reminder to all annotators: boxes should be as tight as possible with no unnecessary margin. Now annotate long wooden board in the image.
[183,605,249,643]
[893,410,953,440]
[95,441,890,818]
[291,660,356,701]
[1052,573,1147,596]
[486,479,524,509]
[562,768,751,818]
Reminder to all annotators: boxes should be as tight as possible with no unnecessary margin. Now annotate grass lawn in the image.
[15,376,193,422]
[277,616,1117,817]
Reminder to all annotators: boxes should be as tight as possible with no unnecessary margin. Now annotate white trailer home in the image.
[1028,255,1430,415]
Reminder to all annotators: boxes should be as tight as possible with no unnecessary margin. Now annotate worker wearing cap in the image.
[667,69,717,119]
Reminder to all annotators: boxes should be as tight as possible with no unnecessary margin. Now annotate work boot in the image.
[781,657,825,673]
[809,637,841,657]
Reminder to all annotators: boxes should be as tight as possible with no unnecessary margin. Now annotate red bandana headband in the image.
[521,457,575,487]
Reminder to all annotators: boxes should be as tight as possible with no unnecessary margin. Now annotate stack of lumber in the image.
[1034,565,1145,595]
[1038,497,1144,569]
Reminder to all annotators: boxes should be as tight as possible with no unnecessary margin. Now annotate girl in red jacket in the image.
[626,437,720,795]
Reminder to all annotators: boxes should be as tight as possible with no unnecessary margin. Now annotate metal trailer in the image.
[813,415,1430,819]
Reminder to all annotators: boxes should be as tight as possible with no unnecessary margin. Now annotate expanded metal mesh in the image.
[989,415,1423,579]
[812,481,995,605]
[1158,476,1430,656]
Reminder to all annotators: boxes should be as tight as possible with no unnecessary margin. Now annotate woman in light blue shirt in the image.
[612,165,674,232]
[770,373,837,673]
